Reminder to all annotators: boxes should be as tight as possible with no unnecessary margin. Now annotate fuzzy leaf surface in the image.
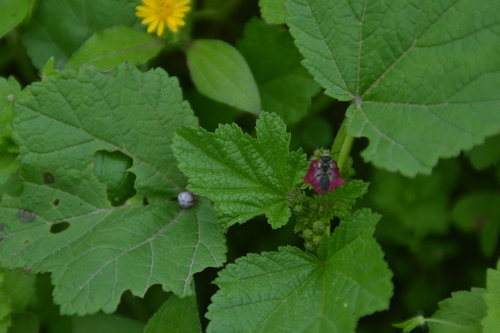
[21,0,141,69]
[0,63,226,316]
[206,209,393,332]
[237,18,320,124]
[173,112,308,229]
[186,39,261,114]
[66,26,165,70]
[428,288,487,333]
[286,0,500,176]
[482,260,500,333]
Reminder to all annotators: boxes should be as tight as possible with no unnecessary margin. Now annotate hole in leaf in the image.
[50,221,69,234]
[93,150,137,206]
[53,199,60,206]
[17,209,36,223]
[143,197,149,206]
[0,224,4,232]
[44,172,55,184]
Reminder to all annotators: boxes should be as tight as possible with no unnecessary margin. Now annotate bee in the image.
[304,152,344,195]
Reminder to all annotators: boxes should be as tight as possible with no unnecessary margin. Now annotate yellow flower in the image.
[136,0,191,37]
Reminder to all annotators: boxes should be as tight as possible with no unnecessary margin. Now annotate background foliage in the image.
[1,0,500,332]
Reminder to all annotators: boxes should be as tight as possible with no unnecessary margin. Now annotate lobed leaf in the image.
[173,111,309,229]
[428,288,487,333]
[286,0,500,176]
[0,63,227,315]
[206,209,393,332]
[186,39,261,114]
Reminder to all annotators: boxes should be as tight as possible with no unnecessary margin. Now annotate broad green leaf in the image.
[0,0,31,39]
[1,269,36,312]
[206,209,393,333]
[237,18,320,124]
[173,111,308,229]
[259,0,287,24]
[144,294,201,333]
[72,313,144,333]
[482,260,500,333]
[66,26,165,71]
[286,0,500,176]
[186,39,261,114]
[21,0,141,69]
[428,288,487,333]
[0,63,227,315]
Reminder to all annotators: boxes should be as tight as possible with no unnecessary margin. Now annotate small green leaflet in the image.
[286,0,500,176]
[186,39,261,114]
[206,209,393,333]
[0,63,226,315]
[173,111,309,229]
[143,294,201,333]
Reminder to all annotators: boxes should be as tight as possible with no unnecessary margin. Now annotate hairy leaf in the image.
[286,0,500,176]
[0,63,226,315]
[173,112,308,229]
[206,209,393,332]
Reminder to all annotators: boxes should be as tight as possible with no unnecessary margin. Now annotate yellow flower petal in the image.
[157,21,165,37]
[166,17,178,32]
[142,0,158,8]
[147,19,159,33]
[141,16,157,24]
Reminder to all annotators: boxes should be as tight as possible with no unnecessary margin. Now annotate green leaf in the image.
[428,288,487,333]
[0,0,31,39]
[173,111,308,229]
[286,0,500,176]
[21,0,141,69]
[66,26,165,71]
[9,311,40,333]
[237,18,320,124]
[0,63,227,315]
[465,134,500,170]
[186,39,261,114]
[1,269,36,312]
[259,0,287,24]
[144,294,201,333]
[72,313,144,333]
[206,209,393,333]
[482,260,500,333]
[0,76,22,152]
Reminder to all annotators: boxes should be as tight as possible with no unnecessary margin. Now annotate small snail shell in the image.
[178,191,195,208]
